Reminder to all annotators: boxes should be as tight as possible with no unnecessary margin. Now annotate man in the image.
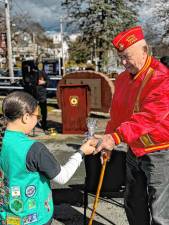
[36,69,49,132]
[22,60,38,98]
[94,26,169,225]
[22,60,49,133]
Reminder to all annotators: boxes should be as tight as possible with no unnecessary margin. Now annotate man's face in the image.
[118,43,147,75]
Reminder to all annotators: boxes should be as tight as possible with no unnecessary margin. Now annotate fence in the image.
[0,76,115,93]
[0,76,62,92]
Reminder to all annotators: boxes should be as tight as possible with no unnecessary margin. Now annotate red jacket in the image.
[106,56,169,156]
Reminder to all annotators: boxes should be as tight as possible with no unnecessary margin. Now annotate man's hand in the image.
[93,134,115,154]
[100,150,112,164]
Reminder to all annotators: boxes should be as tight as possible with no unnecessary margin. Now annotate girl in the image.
[0,91,97,225]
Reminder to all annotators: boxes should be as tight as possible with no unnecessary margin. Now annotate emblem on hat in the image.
[126,34,137,44]
[118,43,124,51]
[112,26,144,51]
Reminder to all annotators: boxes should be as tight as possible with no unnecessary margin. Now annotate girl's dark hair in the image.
[2,91,38,121]
[0,91,37,148]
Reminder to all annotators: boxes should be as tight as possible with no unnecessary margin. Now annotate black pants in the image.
[125,149,169,225]
[39,101,47,130]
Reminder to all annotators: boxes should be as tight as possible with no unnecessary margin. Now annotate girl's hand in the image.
[93,134,115,154]
[80,138,98,155]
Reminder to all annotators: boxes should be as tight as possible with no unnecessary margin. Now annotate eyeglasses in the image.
[31,114,41,120]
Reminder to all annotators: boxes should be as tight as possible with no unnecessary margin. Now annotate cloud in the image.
[12,0,65,30]
[135,0,169,44]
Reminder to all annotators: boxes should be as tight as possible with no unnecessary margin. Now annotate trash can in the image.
[60,84,90,134]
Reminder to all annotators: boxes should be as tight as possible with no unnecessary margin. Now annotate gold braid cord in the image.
[88,154,108,225]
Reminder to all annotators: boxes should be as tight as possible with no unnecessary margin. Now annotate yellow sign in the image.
[7,216,20,225]
[69,96,79,106]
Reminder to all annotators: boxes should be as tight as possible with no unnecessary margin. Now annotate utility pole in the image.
[5,0,14,81]
[60,17,65,76]
[94,38,99,72]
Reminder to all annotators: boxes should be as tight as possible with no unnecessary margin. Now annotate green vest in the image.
[0,130,53,225]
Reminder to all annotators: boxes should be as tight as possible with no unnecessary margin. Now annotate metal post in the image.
[60,18,65,76]
[58,57,62,77]
[94,38,98,72]
[5,0,14,82]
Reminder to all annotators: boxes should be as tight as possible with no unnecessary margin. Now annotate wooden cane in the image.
[88,153,108,225]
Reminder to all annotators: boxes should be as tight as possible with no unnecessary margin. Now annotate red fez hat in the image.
[112,26,144,51]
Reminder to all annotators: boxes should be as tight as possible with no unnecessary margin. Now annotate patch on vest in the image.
[25,185,36,198]
[6,215,21,225]
[44,193,52,212]
[10,199,23,213]
[0,169,10,208]
[0,188,5,196]
[0,195,4,206]
[23,213,38,224]
[27,198,36,210]
[0,169,4,189]
[1,220,6,225]
[0,169,4,180]
[11,186,21,198]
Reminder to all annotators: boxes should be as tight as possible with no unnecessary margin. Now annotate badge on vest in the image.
[10,198,23,213]
[0,169,4,180]
[1,220,6,225]
[44,193,52,212]
[0,169,4,189]
[25,185,36,198]
[0,196,4,206]
[0,186,9,207]
[6,215,21,225]
[23,213,38,224]
[0,188,5,196]
[11,186,21,198]
[27,198,36,210]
